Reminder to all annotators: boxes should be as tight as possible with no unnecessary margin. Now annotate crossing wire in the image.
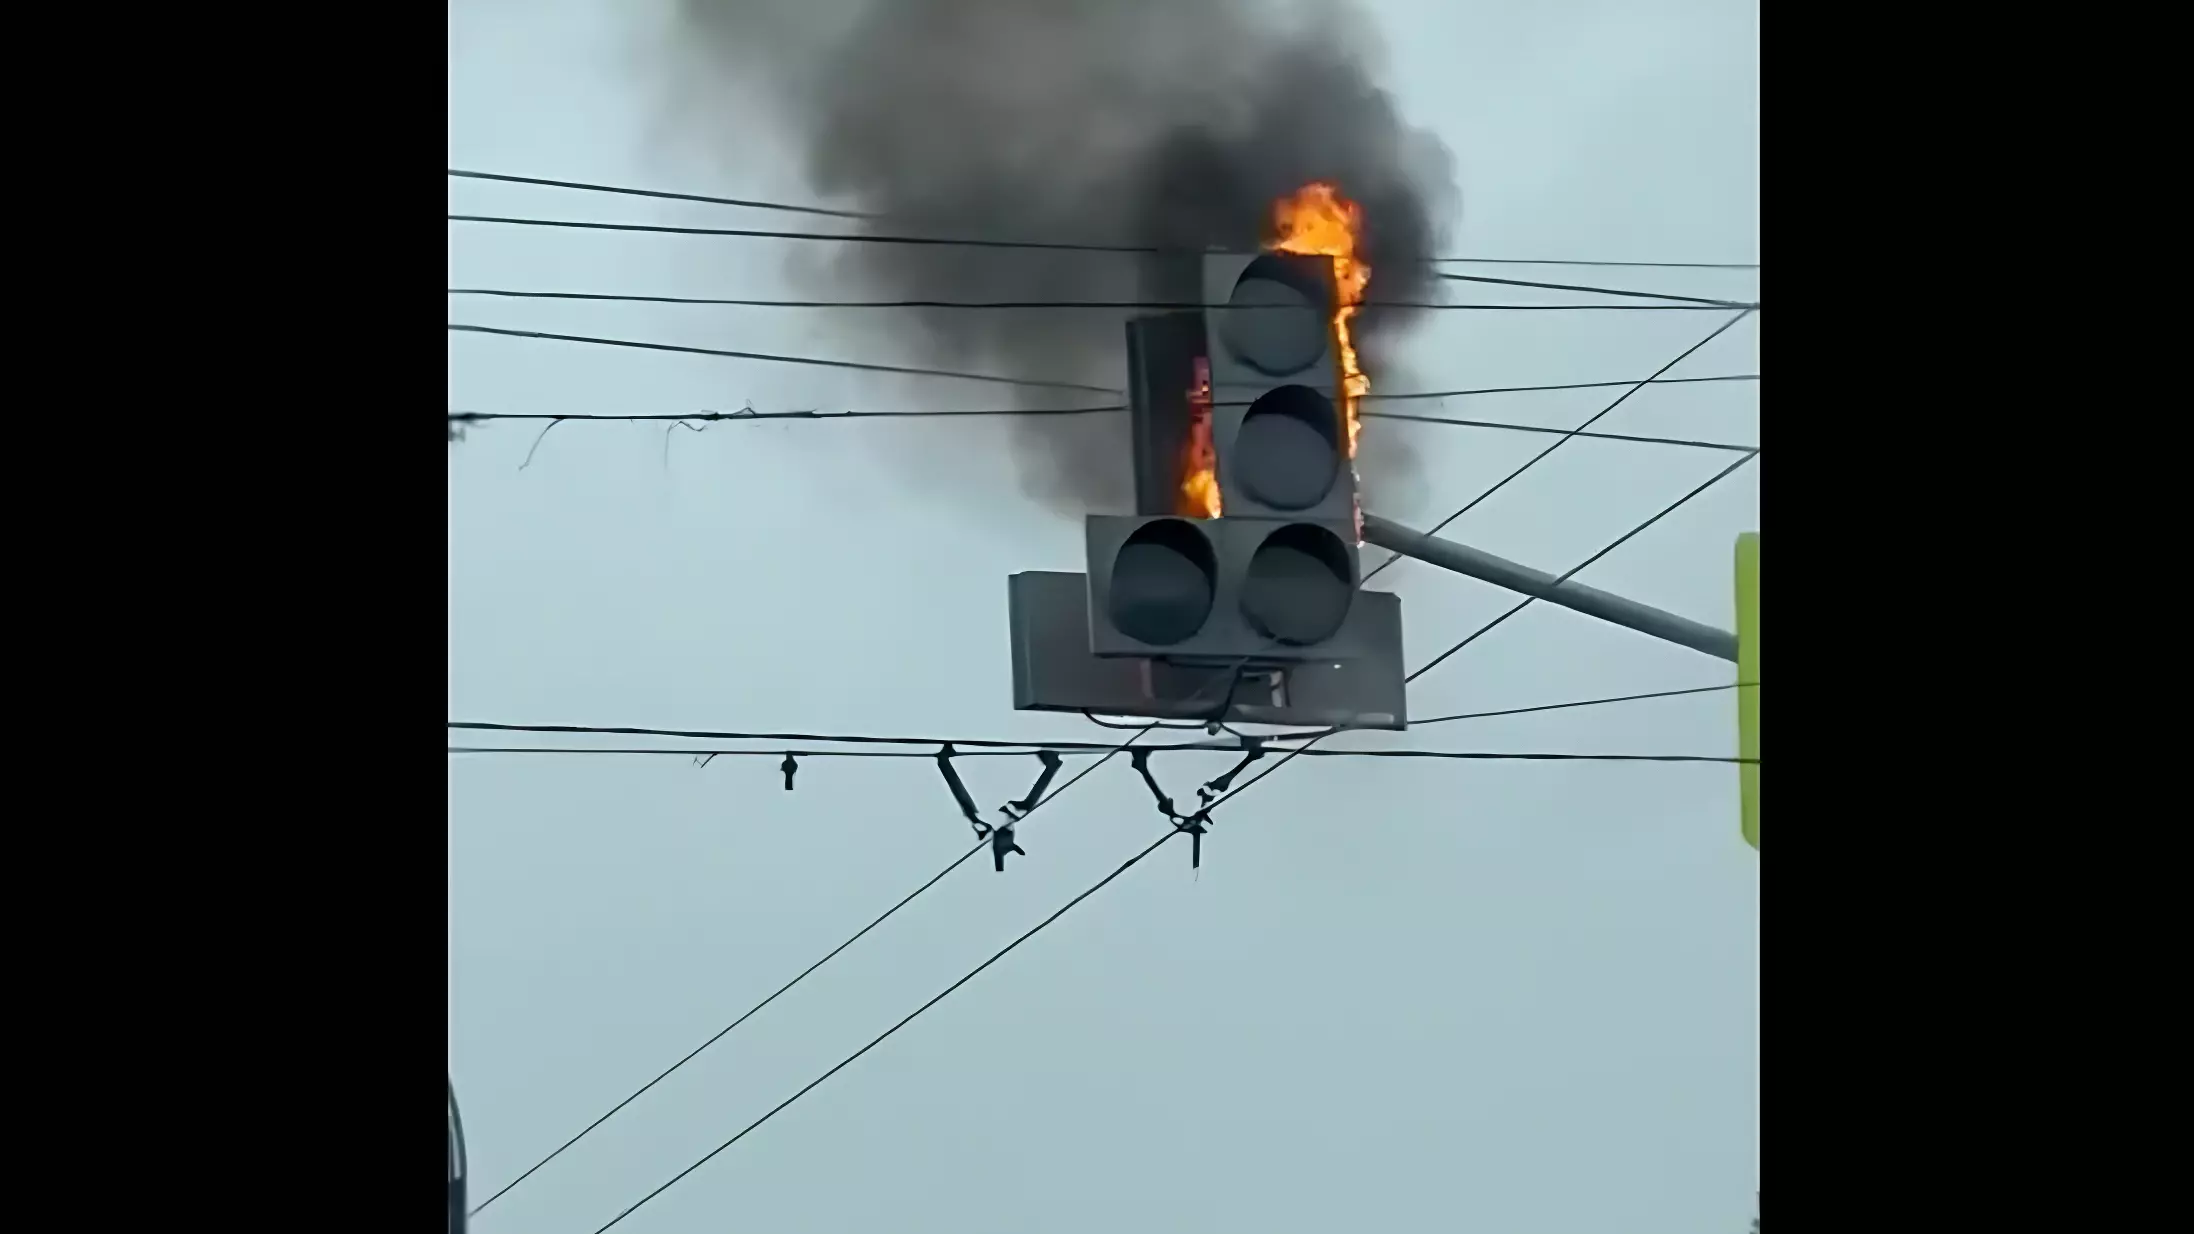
[1363,308,1756,584]
[445,405,1757,455]
[445,323,1762,401]
[446,287,1747,311]
[446,323,1119,395]
[465,660,1256,1217]
[447,213,1753,308]
[450,746,1749,765]
[463,722,1167,1219]
[447,168,1760,269]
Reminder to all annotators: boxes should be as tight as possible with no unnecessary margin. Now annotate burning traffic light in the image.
[1010,183,1403,730]
[1083,249,1369,663]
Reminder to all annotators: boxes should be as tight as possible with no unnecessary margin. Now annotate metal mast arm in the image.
[1360,513,1739,663]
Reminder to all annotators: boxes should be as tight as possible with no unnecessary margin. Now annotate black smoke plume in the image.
[666,0,1456,513]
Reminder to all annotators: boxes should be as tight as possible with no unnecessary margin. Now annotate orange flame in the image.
[1267,182,1368,536]
[1177,356,1221,518]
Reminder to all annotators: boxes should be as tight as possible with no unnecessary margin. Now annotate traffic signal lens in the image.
[1108,518,1218,646]
[1236,384,1341,511]
[1219,254,1329,377]
[1241,522,1354,645]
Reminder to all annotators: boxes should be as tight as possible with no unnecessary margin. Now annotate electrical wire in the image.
[1408,450,1760,682]
[446,368,1759,419]
[1352,374,1757,405]
[448,214,1749,307]
[447,713,1752,759]
[454,679,1762,765]
[1410,680,1752,726]
[448,168,874,219]
[451,406,1123,424]
[445,211,1212,255]
[1362,414,1752,453]
[447,169,1758,269]
[1363,308,1756,584]
[451,683,1760,764]
[465,723,1165,1221]
[445,404,1757,455]
[583,825,1184,1234]
[449,720,1157,750]
[449,745,1748,764]
[446,324,1120,395]
[446,287,1748,312]
[469,663,1256,1218]
[1432,269,1750,308]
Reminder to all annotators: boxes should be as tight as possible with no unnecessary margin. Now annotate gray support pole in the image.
[1361,512,1739,663]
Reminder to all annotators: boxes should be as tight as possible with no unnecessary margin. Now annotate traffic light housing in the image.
[1082,251,1368,664]
[1202,251,1359,526]
[1083,513,1372,660]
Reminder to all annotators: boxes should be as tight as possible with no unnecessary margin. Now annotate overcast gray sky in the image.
[448,2,1759,1231]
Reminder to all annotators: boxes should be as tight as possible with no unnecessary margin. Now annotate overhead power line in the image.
[450,681,1752,756]
[451,745,1747,765]
[447,214,1750,308]
[584,829,1183,1234]
[1430,269,1750,308]
[446,375,1756,409]
[466,720,1168,1220]
[1411,680,1750,726]
[471,659,1256,1218]
[445,404,1758,455]
[446,287,1744,312]
[447,168,1759,269]
[446,321,1763,400]
[450,405,1118,424]
[447,683,1758,762]
[1448,258,1756,271]
[576,704,1274,1234]
[446,323,1120,394]
[1362,412,1753,453]
[448,168,874,219]
[451,680,1756,764]
[447,211,1156,255]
